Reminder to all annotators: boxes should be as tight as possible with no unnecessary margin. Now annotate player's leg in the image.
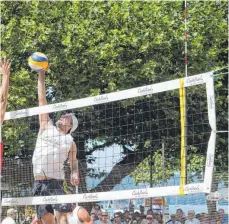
[49,180,73,224]
[32,181,56,224]
[35,204,55,224]
[41,212,56,224]
[54,203,72,224]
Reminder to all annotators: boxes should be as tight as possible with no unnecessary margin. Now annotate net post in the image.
[203,75,217,193]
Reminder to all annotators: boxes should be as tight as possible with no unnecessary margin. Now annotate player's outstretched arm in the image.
[68,143,80,186]
[0,57,11,124]
[37,66,50,133]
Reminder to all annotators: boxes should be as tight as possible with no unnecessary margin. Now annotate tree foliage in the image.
[1,1,227,205]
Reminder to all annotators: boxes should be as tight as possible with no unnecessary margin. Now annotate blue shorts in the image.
[32,179,72,219]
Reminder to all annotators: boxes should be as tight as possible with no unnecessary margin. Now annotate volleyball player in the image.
[32,66,80,224]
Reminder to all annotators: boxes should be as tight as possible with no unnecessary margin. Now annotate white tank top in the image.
[32,121,73,180]
[67,206,83,224]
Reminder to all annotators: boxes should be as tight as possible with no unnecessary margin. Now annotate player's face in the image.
[56,114,72,131]
[60,114,72,125]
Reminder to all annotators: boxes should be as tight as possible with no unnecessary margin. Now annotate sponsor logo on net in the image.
[132,189,148,198]
[207,153,214,168]
[94,95,109,104]
[184,185,201,193]
[83,193,99,201]
[43,196,58,204]
[208,95,215,110]
[206,191,222,201]
[186,75,204,86]
[10,109,29,119]
[2,198,18,205]
[52,102,68,111]
[137,86,153,95]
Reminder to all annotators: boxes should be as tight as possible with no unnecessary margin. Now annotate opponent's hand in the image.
[0,57,11,77]
[70,172,80,186]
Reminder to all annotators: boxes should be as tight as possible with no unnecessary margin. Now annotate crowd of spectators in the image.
[90,205,228,224]
[166,208,228,224]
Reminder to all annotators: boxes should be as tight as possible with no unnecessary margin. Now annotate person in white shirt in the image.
[2,208,17,224]
[67,205,92,224]
[184,211,200,224]
[166,214,181,224]
[32,66,79,224]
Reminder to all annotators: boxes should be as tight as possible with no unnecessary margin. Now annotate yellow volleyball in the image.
[28,52,48,72]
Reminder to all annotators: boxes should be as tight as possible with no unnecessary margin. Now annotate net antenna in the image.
[1,71,216,209]
[179,0,189,191]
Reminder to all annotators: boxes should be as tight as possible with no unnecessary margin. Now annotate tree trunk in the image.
[89,146,148,192]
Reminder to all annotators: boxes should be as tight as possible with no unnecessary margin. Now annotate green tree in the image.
[1,1,227,212]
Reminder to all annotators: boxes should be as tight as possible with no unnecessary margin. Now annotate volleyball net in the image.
[0,72,222,215]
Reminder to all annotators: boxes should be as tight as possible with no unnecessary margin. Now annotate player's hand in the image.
[38,63,51,76]
[70,172,80,186]
[0,57,11,77]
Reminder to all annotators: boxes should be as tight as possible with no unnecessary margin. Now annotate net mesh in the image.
[2,85,209,197]
[1,73,228,223]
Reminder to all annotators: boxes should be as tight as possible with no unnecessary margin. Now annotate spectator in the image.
[140,206,146,219]
[209,211,221,224]
[199,213,209,224]
[185,210,200,224]
[121,213,126,224]
[176,209,186,224]
[91,212,96,223]
[101,212,111,224]
[124,210,130,220]
[141,211,153,224]
[129,211,135,221]
[166,214,181,224]
[195,214,201,221]
[94,210,103,224]
[2,208,17,224]
[147,209,153,216]
[218,208,228,224]
[20,216,32,224]
[154,213,162,224]
[129,205,135,213]
[91,204,101,220]
[135,212,142,224]
[146,214,158,224]
[114,213,122,224]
